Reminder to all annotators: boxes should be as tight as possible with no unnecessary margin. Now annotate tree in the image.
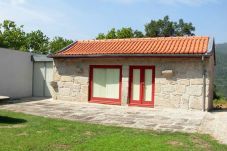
[26,30,49,54]
[174,19,195,36]
[116,27,134,38]
[145,16,195,37]
[134,30,144,38]
[96,33,106,40]
[0,20,27,51]
[145,16,174,37]
[106,28,117,39]
[0,20,74,54]
[49,36,73,54]
[96,16,195,39]
[96,27,144,39]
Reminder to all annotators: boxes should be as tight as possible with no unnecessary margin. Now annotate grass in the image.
[0,110,227,151]
[213,98,227,109]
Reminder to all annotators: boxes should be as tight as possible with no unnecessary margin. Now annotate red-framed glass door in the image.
[129,66,155,107]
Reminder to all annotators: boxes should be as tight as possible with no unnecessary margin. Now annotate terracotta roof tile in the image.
[54,36,209,56]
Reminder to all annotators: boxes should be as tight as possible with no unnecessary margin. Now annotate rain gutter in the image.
[48,53,213,58]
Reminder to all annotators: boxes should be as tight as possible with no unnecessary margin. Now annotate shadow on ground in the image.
[212,104,227,112]
[0,116,27,124]
[211,108,227,112]
[0,97,51,105]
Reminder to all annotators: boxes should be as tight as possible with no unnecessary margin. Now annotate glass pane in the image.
[106,69,120,99]
[132,69,140,100]
[93,68,120,99]
[93,68,106,98]
[144,69,152,101]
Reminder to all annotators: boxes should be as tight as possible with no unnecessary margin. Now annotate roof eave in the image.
[49,53,212,58]
[32,54,53,62]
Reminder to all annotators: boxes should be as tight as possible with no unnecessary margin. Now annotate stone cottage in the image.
[49,36,215,111]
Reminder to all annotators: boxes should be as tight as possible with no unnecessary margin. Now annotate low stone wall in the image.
[52,57,214,111]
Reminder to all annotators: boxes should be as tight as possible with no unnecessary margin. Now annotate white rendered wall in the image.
[0,48,33,98]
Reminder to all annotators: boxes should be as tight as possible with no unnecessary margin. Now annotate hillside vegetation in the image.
[215,43,227,98]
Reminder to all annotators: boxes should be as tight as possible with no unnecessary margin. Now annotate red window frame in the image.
[128,66,155,107]
[89,65,122,105]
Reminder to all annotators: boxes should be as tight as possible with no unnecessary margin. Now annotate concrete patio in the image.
[0,97,227,144]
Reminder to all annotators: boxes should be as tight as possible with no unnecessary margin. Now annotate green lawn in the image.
[0,110,227,151]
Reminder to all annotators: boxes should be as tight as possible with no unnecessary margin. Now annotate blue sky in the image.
[0,0,226,43]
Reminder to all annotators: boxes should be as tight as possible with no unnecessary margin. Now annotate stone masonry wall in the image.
[52,57,214,111]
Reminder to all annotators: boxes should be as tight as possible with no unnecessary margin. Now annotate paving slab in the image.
[199,111,227,144]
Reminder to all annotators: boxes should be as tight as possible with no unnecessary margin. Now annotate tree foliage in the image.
[0,20,26,50]
[96,33,106,40]
[96,16,195,39]
[133,30,144,38]
[174,19,195,36]
[49,37,73,54]
[26,30,49,54]
[96,27,144,39]
[106,28,117,39]
[117,27,134,38]
[145,16,175,37]
[0,20,73,54]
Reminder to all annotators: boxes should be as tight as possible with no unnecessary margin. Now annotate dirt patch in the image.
[58,127,66,131]
[53,144,71,149]
[17,132,28,136]
[191,136,211,151]
[0,124,26,129]
[83,131,95,136]
[167,140,186,147]
[36,130,49,134]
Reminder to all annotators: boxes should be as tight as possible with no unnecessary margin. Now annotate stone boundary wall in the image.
[52,57,214,111]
